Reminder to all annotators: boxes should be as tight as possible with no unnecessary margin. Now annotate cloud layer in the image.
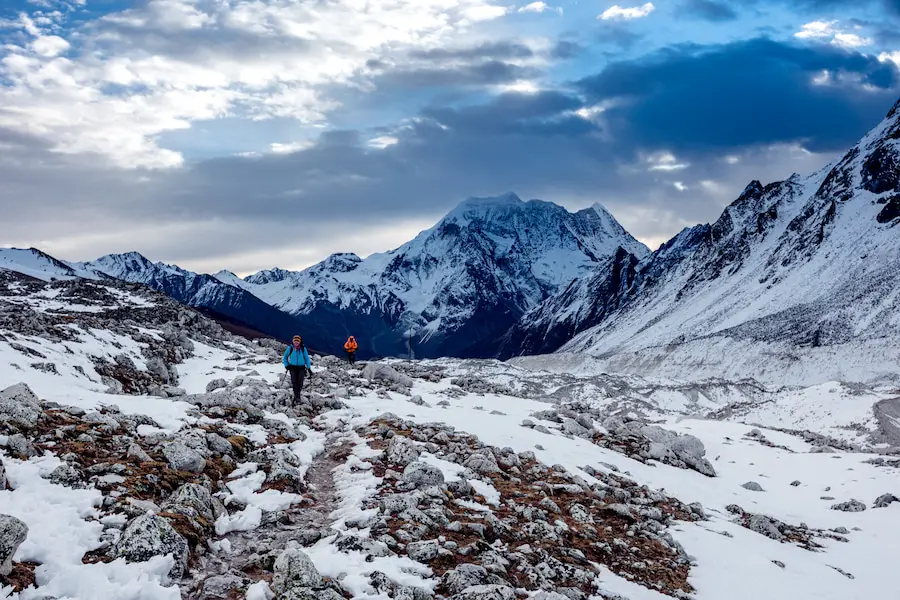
[0,0,899,274]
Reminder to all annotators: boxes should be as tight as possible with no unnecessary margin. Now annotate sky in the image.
[1,0,899,276]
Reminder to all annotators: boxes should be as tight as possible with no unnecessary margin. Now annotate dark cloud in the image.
[550,40,583,60]
[372,61,540,88]
[408,42,534,61]
[683,0,738,21]
[578,38,900,152]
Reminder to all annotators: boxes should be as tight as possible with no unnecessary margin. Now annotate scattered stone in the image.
[0,515,28,576]
[873,493,899,508]
[831,500,866,513]
[742,481,764,492]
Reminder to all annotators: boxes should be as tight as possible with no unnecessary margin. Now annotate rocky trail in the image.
[0,274,898,599]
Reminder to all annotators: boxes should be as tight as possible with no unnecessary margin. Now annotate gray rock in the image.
[162,440,206,473]
[115,514,189,579]
[164,483,216,523]
[790,480,802,487]
[199,572,246,599]
[387,436,421,467]
[831,499,866,513]
[407,539,440,562]
[206,377,228,394]
[0,458,6,491]
[127,443,153,463]
[641,425,716,477]
[449,585,516,600]
[742,481,764,492]
[442,564,502,595]
[0,383,42,429]
[205,433,233,457]
[0,514,28,576]
[278,589,344,600]
[272,548,324,593]
[362,363,414,387]
[746,514,784,541]
[402,462,445,489]
[408,395,430,407]
[6,434,37,459]
[464,452,500,474]
[47,464,83,487]
[873,493,899,508]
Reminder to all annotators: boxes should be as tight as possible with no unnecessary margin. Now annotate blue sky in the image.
[1,0,899,274]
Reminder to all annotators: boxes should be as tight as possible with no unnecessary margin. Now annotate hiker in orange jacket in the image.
[344,335,358,365]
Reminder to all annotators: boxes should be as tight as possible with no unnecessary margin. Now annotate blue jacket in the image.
[283,345,311,369]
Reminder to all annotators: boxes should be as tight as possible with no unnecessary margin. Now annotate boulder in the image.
[406,539,440,562]
[272,548,324,593]
[0,383,42,429]
[831,499,866,513]
[742,481,765,492]
[401,462,445,489]
[362,363,414,388]
[874,493,899,508]
[0,514,28,576]
[387,436,421,467]
[163,440,207,474]
[114,514,189,579]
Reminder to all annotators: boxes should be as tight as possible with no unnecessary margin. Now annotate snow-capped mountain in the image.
[0,249,323,347]
[529,98,900,385]
[0,247,110,282]
[238,193,649,358]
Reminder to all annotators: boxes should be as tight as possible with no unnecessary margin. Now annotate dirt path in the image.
[182,425,353,598]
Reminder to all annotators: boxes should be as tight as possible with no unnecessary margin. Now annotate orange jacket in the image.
[344,337,358,351]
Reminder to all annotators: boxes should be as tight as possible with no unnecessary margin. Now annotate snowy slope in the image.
[1,272,898,599]
[545,98,900,386]
[0,248,108,282]
[240,193,649,358]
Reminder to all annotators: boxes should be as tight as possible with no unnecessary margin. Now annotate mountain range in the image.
[2,97,899,379]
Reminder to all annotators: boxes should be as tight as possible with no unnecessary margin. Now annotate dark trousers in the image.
[346,351,356,365]
[287,366,306,399]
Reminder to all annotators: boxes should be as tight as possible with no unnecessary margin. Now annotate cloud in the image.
[682,0,738,21]
[517,2,563,14]
[0,0,512,169]
[2,37,898,273]
[795,20,873,49]
[599,3,656,21]
[578,38,900,152]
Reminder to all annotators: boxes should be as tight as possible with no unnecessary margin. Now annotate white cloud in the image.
[517,2,562,14]
[30,35,70,57]
[673,181,687,191]
[368,136,399,149]
[795,20,872,49]
[878,51,900,69]
[646,151,689,171]
[598,2,655,21]
[0,0,512,169]
[497,79,541,94]
[270,141,314,154]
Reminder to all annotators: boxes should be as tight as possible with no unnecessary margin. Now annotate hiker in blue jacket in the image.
[282,335,312,402]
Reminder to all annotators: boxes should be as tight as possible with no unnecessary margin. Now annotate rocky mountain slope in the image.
[0,271,897,599]
[233,193,648,359]
[0,248,328,350]
[508,98,900,385]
